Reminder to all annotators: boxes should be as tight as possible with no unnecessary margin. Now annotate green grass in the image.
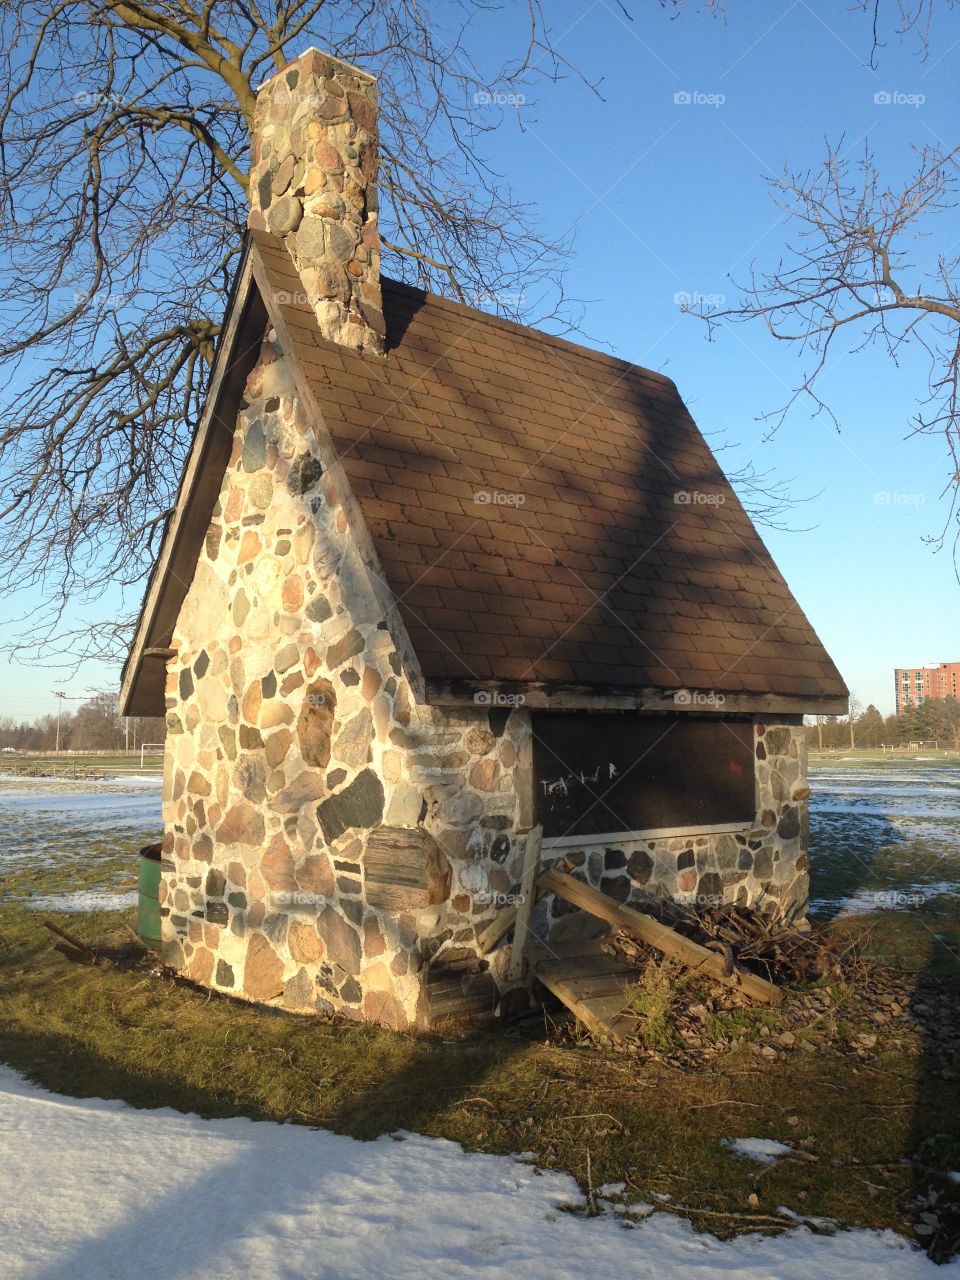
[1,750,959,1254]
[2,904,960,1252]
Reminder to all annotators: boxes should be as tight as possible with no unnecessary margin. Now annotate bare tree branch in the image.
[0,0,587,664]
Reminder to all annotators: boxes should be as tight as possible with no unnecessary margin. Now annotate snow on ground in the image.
[0,1068,955,1279]
[23,890,138,913]
[722,1137,794,1164]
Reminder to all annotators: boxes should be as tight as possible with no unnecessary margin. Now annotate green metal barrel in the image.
[137,845,162,951]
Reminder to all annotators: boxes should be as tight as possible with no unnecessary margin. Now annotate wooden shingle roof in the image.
[253,232,846,705]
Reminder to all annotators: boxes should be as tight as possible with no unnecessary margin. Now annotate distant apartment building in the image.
[895,662,960,714]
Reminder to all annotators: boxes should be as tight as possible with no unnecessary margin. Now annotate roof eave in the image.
[423,678,849,718]
[120,242,267,717]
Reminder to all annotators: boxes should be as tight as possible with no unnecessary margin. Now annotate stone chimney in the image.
[248,48,385,354]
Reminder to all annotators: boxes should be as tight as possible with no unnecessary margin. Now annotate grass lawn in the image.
[1,902,959,1256]
[2,751,960,1257]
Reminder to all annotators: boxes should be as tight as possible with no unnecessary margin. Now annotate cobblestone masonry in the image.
[246,49,384,354]
[159,329,812,1028]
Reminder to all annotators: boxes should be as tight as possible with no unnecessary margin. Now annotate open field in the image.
[0,752,163,780]
[0,755,959,1257]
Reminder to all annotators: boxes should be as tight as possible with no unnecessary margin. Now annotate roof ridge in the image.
[377,275,678,389]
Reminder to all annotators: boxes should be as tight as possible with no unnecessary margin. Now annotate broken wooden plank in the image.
[507,825,543,981]
[529,937,637,1040]
[537,869,783,1004]
[477,834,550,955]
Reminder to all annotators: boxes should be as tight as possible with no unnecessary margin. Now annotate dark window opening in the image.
[532,713,756,839]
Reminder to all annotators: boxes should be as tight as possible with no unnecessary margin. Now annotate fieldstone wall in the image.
[158,327,812,1027]
[247,48,384,353]
[159,328,534,1028]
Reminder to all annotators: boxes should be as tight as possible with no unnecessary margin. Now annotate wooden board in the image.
[531,713,756,838]
[539,868,783,1005]
[507,825,543,981]
[363,826,451,911]
[530,936,636,1040]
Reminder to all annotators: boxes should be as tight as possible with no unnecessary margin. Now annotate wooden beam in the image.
[425,678,845,718]
[507,824,543,981]
[538,868,783,1005]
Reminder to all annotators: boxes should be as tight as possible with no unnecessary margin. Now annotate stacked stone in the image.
[160,331,531,1028]
[247,49,384,354]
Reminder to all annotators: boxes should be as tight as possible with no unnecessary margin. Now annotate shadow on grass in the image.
[909,911,960,1263]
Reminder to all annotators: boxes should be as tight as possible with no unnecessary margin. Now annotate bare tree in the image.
[688,2,960,567]
[847,693,863,750]
[0,1,582,666]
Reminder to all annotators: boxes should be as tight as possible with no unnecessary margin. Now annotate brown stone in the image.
[288,920,325,964]
[363,988,408,1031]
[187,947,214,985]
[262,834,297,893]
[393,680,411,726]
[317,905,361,975]
[297,677,336,767]
[217,801,265,845]
[469,758,500,791]
[326,628,364,669]
[283,575,305,611]
[363,917,386,958]
[238,530,261,564]
[281,671,305,697]
[193,832,214,863]
[242,680,262,724]
[243,933,284,1001]
[678,869,697,892]
[265,728,293,769]
[465,727,495,756]
[298,852,335,898]
[361,665,381,700]
[187,770,211,797]
[274,770,326,814]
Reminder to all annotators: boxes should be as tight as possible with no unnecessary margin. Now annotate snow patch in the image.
[0,1068,953,1278]
[723,1136,794,1164]
[24,890,138,913]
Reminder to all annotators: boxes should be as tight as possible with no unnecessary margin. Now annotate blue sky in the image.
[2,0,958,718]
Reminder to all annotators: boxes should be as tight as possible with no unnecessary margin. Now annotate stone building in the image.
[120,47,848,1029]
